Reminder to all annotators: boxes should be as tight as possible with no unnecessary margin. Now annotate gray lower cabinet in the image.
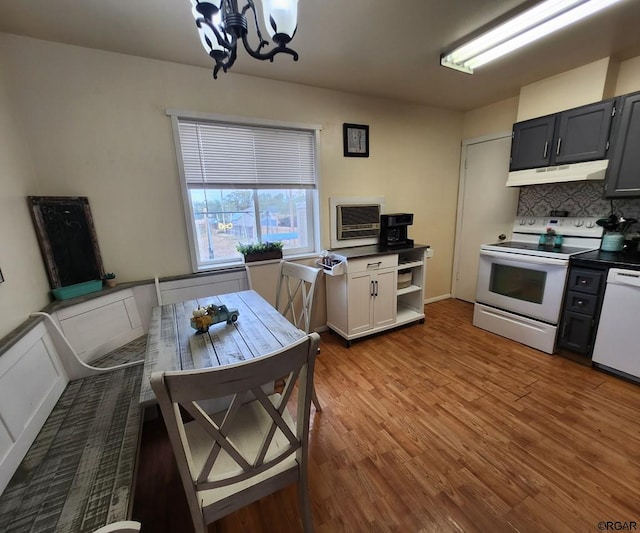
[557,266,606,358]
[605,90,640,197]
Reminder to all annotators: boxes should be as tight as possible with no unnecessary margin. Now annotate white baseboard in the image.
[425,294,451,304]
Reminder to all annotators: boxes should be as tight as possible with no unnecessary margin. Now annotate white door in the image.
[453,134,519,303]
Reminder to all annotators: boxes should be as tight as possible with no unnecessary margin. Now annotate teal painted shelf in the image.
[51,280,103,300]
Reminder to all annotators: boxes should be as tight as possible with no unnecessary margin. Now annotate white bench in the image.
[0,314,144,532]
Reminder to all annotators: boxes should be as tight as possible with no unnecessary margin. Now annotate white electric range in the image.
[473,217,604,354]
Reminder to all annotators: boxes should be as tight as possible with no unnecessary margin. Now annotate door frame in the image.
[451,131,513,299]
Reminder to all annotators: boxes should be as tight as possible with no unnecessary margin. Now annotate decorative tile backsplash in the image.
[518,182,640,225]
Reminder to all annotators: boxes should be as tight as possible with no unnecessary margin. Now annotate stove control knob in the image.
[574,220,584,227]
[519,219,527,226]
[585,220,595,228]
[528,219,536,225]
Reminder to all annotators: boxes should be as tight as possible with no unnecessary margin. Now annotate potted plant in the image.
[236,241,284,263]
[103,272,117,288]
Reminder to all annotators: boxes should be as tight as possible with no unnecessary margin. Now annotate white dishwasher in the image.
[592,268,640,380]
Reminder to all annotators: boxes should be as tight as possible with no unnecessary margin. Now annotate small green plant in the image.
[236,241,284,255]
[103,272,116,280]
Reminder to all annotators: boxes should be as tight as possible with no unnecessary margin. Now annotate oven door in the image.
[476,249,568,324]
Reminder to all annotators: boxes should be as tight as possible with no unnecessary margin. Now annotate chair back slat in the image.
[275,261,321,333]
[182,399,252,483]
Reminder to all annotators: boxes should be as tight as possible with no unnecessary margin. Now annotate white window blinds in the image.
[177,119,317,188]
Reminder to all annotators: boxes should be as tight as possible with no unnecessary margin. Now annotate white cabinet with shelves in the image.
[325,246,427,345]
[396,250,427,327]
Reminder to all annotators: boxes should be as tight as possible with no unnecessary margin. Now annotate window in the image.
[169,112,320,271]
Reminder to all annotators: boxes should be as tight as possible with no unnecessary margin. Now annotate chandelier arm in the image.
[242,0,269,49]
[240,32,298,62]
[212,44,238,79]
[213,63,224,79]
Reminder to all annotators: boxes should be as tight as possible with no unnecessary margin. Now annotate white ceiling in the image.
[2,0,640,111]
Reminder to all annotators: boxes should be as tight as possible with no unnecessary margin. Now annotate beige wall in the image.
[0,33,463,338]
[0,55,51,339]
[517,57,617,121]
[615,56,640,96]
[462,97,519,140]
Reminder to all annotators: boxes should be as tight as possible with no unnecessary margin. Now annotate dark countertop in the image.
[330,243,430,259]
[571,249,640,271]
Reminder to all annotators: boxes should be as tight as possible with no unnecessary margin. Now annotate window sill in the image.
[196,252,320,273]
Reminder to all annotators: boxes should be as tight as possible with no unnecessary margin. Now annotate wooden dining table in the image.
[139,290,307,407]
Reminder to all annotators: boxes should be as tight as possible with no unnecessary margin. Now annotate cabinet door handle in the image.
[543,141,548,158]
[374,280,379,296]
[370,280,374,296]
[367,261,382,269]
[556,137,562,155]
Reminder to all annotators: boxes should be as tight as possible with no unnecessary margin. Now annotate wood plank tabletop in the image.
[139,290,305,407]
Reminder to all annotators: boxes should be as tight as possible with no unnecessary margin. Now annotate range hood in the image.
[506,159,609,187]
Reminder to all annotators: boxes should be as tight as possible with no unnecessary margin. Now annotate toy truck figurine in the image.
[190,304,239,334]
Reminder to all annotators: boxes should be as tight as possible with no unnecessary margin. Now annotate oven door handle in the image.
[480,249,568,266]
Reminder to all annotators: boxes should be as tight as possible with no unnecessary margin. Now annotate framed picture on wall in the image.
[343,123,369,157]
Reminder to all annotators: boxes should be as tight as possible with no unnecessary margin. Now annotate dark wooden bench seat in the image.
[0,337,146,533]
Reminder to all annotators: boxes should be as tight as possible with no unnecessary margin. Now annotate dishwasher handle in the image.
[607,268,640,288]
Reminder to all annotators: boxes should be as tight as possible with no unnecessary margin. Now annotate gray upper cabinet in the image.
[510,100,615,171]
[510,115,556,170]
[605,91,640,198]
[553,100,614,164]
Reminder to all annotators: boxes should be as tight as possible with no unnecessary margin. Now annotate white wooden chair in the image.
[275,260,323,411]
[150,332,320,533]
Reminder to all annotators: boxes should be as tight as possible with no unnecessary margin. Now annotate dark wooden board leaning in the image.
[28,196,105,288]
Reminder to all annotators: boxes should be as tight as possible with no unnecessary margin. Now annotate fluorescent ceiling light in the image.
[441,0,625,74]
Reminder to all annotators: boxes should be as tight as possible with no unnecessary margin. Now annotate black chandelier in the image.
[190,0,299,79]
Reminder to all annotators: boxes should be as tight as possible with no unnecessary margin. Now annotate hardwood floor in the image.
[131,298,640,532]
